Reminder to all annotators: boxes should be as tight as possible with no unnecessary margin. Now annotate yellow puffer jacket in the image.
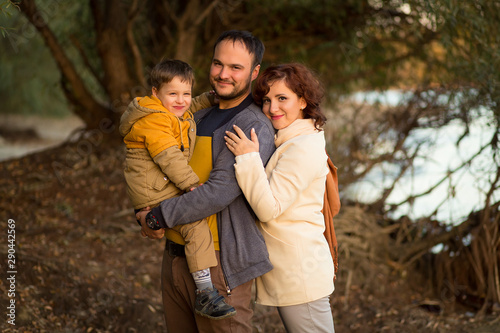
[119,93,212,209]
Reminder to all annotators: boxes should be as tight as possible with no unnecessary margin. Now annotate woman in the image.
[224,63,335,332]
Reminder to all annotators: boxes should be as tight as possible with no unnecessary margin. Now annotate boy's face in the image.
[152,76,192,117]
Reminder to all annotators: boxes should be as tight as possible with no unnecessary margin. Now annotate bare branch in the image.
[90,0,135,102]
[127,0,146,88]
[371,145,421,212]
[482,165,500,222]
[19,0,109,128]
[89,0,103,34]
[393,142,491,207]
[193,0,219,27]
[397,214,478,264]
[69,35,106,89]
[161,0,178,24]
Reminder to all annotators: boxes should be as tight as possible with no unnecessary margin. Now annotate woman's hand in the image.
[225,125,259,156]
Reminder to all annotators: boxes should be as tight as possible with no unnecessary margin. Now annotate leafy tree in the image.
[14,0,499,131]
[0,0,17,36]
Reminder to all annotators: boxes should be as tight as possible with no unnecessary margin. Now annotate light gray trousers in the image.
[277,295,335,333]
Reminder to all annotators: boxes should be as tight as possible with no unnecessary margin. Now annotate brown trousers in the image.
[172,219,217,272]
[161,248,253,333]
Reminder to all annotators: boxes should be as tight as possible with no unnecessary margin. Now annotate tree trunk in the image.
[19,0,114,131]
[90,0,136,104]
[174,28,197,62]
[169,0,219,63]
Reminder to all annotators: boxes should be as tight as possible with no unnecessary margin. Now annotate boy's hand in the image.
[135,206,150,227]
[189,183,203,192]
[136,209,165,239]
[209,90,219,104]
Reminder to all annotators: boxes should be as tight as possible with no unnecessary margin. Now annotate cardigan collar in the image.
[274,118,319,148]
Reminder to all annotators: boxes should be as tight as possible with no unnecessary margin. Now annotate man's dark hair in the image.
[214,30,265,69]
[149,59,195,90]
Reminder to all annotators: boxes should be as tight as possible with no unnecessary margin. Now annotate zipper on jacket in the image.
[212,140,232,296]
[206,111,232,297]
[176,116,185,152]
[217,212,232,297]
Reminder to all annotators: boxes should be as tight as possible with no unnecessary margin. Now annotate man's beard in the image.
[210,76,252,101]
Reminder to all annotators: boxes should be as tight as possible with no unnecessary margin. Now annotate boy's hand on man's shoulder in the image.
[209,90,219,104]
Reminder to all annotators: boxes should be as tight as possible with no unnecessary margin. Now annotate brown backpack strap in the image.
[322,155,341,280]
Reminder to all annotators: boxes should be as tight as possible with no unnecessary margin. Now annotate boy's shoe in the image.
[195,287,237,320]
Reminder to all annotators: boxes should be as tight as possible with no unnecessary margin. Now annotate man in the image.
[137,30,276,332]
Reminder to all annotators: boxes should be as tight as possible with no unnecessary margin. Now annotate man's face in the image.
[209,40,260,106]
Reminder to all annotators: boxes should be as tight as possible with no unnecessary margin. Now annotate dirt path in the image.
[0,139,498,332]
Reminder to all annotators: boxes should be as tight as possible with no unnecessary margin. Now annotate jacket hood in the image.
[119,96,167,137]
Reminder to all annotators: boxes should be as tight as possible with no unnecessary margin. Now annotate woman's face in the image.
[262,80,306,130]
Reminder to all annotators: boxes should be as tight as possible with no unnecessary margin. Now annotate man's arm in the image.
[150,117,275,228]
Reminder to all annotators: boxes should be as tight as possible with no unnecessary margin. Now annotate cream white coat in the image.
[234,119,334,306]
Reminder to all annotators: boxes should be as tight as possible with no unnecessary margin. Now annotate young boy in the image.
[119,59,236,320]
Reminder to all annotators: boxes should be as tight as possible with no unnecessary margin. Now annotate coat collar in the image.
[274,118,318,148]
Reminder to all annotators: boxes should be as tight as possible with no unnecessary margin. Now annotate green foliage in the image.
[0,0,18,37]
[434,0,500,120]
[0,1,107,117]
[3,0,500,140]
[0,10,70,117]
